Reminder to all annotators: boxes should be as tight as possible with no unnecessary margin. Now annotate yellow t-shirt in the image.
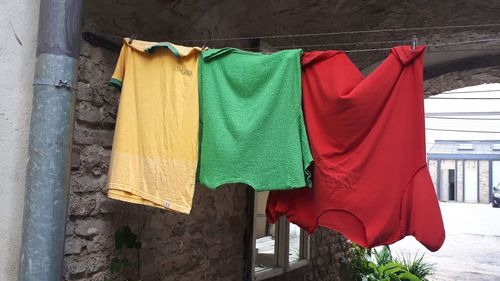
[107,38,202,214]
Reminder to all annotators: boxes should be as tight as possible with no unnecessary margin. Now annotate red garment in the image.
[267,46,445,251]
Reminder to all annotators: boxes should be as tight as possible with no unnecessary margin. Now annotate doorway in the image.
[448,169,456,201]
[464,161,479,203]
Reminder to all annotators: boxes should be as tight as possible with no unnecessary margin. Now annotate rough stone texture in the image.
[63,0,500,280]
[428,160,438,193]
[136,184,248,281]
[457,160,464,202]
[479,161,490,203]
[82,0,500,71]
[425,66,500,95]
[63,40,125,281]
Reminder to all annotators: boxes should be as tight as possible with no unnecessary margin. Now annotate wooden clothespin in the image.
[412,35,418,50]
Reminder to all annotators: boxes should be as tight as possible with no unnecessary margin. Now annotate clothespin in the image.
[412,35,418,50]
[128,35,136,44]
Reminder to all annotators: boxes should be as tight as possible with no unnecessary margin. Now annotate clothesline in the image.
[83,31,500,54]
[240,37,500,52]
[171,23,500,43]
[249,39,500,49]
[424,48,500,53]
[98,23,500,44]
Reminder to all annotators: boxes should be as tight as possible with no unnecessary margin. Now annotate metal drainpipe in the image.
[19,0,82,280]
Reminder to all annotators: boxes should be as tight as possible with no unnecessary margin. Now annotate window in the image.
[251,191,309,280]
[493,143,500,151]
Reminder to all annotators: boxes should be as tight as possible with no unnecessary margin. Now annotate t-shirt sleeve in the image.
[110,45,126,91]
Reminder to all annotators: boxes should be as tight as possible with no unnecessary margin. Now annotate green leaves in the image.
[373,246,393,266]
[347,243,434,281]
[115,226,142,250]
[397,271,421,281]
[395,251,436,281]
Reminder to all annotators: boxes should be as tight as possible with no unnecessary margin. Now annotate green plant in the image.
[346,243,435,281]
[104,226,142,281]
[364,261,421,281]
[372,246,393,266]
[347,243,373,278]
[395,251,436,281]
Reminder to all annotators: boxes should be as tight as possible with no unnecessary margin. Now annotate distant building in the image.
[427,140,500,203]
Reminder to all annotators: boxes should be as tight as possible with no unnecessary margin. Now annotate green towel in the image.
[198,48,312,191]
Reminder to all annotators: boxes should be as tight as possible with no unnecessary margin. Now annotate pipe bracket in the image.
[33,78,76,89]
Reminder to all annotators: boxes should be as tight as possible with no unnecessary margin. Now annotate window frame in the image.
[250,190,310,281]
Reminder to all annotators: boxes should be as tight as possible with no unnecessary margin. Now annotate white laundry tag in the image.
[164,201,171,209]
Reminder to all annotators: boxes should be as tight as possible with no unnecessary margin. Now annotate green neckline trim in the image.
[110,78,122,90]
[144,42,181,58]
[201,47,302,61]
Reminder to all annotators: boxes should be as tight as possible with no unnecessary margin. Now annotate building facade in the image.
[428,140,500,203]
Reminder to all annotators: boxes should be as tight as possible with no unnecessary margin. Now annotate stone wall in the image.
[64,40,125,281]
[425,66,500,95]
[136,184,248,281]
[479,161,490,203]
